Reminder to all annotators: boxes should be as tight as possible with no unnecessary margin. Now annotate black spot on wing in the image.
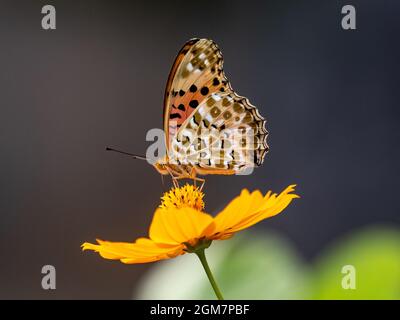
[200,87,209,95]
[189,100,199,108]
[170,113,182,119]
[213,78,220,86]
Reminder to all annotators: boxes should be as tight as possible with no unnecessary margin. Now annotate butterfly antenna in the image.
[105,147,147,161]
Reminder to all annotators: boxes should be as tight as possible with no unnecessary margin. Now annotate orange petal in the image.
[209,185,299,239]
[207,189,262,235]
[149,207,215,245]
[82,238,184,264]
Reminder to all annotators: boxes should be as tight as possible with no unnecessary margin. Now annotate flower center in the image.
[160,184,205,211]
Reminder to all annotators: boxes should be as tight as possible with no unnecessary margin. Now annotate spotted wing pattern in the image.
[164,38,228,147]
[164,38,268,174]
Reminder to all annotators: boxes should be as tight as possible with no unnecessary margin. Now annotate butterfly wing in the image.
[172,91,268,174]
[164,38,228,149]
[164,38,268,174]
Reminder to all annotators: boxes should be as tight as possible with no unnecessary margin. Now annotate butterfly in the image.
[107,38,268,189]
[154,38,268,188]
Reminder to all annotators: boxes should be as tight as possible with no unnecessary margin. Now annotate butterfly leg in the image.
[189,167,205,191]
[197,178,205,191]
[165,167,180,188]
[190,167,197,188]
[190,176,205,190]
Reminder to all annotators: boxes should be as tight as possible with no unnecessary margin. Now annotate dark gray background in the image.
[0,0,399,299]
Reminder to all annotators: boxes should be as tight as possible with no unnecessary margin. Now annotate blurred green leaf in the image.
[312,226,400,300]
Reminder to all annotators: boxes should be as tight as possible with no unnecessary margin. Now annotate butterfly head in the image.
[153,157,170,175]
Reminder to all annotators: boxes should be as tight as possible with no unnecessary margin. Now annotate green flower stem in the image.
[195,249,224,300]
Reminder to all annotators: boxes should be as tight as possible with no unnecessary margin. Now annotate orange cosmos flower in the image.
[82,184,299,264]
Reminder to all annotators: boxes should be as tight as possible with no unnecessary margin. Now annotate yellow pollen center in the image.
[160,184,205,211]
